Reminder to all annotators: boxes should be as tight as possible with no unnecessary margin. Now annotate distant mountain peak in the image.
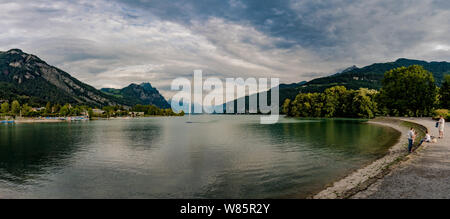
[125,82,156,92]
[6,48,24,54]
[394,58,428,64]
[330,65,359,76]
[139,82,156,92]
[340,65,359,74]
[140,82,152,86]
[101,82,169,108]
[395,58,417,62]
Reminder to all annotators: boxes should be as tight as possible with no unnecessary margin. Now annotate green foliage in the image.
[281,99,291,115]
[21,103,32,114]
[285,66,440,119]
[88,108,94,118]
[1,102,9,113]
[45,102,52,114]
[53,104,61,113]
[283,86,379,119]
[433,109,449,120]
[299,58,448,92]
[11,100,20,115]
[323,86,351,117]
[378,65,437,116]
[440,74,450,109]
[0,97,181,119]
[102,105,117,117]
[265,59,450,109]
[131,104,183,116]
[351,88,378,119]
[59,104,70,116]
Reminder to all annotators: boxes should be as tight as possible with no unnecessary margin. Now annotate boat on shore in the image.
[0,120,15,124]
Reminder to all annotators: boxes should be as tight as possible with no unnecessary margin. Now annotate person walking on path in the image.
[408,127,416,153]
[438,116,445,139]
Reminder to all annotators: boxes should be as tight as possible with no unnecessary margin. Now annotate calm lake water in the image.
[0,115,400,198]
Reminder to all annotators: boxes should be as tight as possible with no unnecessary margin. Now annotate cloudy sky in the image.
[1,0,449,98]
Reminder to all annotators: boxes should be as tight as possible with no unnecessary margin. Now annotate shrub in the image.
[433,109,450,120]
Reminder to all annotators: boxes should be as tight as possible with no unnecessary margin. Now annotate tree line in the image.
[0,101,184,118]
[282,65,450,119]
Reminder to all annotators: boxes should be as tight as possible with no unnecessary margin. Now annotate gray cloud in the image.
[0,0,449,99]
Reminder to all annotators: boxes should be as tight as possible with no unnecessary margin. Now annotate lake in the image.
[0,115,400,198]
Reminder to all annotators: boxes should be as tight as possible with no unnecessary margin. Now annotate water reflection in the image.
[0,116,400,198]
[0,123,88,183]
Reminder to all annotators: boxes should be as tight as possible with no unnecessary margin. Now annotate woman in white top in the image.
[438,116,445,139]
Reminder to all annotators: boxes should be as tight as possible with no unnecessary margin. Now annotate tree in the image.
[378,65,437,116]
[21,104,32,115]
[103,106,116,117]
[11,100,20,115]
[88,108,94,118]
[1,102,10,114]
[70,106,81,116]
[351,88,378,118]
[284,86,380,118]
[60,104,70,116]
[282,99,291,115]
[45,102,52,114]
[53,104,61,113]
[289,93,323,117]
[323,86,350,117]
[440,74,450,109]
[147,105,160,115]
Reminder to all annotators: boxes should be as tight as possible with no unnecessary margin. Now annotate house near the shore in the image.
[81,110,88,116]
[129,112,145,117]
[31,107,46,112]
[93,109,105,114]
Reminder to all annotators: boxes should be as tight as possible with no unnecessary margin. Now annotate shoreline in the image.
[4,115,185,124]
[14,119,65,124]
[313,117,427,199]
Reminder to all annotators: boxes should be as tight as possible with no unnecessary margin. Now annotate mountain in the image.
[331,65,358,76]
[101,83,170,109]
[0,49,170,108]
[280,58,450,102]
[0,49,121,106]
[300,58,450,93]
[223,58,450,111]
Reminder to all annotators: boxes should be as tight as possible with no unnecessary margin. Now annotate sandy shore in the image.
[314,117,427,199]
[14,119,66,124]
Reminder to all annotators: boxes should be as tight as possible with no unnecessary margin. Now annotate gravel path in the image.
[353,118,449,199]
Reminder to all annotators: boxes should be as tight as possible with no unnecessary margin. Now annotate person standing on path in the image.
[438,116,445,139]
[408,127,415,153]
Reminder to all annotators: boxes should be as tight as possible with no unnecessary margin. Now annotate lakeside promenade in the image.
[353,118,449,198]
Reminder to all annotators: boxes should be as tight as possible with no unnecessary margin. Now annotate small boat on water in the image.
[0,120,15,124]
